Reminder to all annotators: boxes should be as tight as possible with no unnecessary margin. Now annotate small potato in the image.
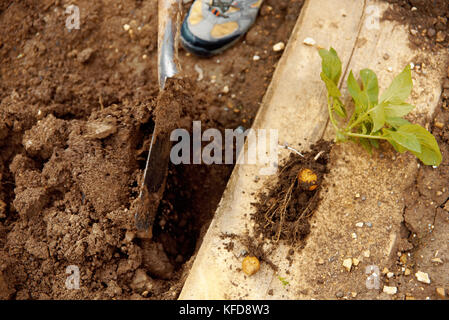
[297,168,318,191]
[242,256,260,276]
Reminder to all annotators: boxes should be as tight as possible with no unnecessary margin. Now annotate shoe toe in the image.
[181,18,240,57]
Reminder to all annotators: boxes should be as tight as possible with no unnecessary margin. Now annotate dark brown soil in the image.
[383,0,449,50]
[0,0,304,300]
[252,141,331,245]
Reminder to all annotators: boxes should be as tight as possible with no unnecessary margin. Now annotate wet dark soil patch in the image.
[252,140,332,245]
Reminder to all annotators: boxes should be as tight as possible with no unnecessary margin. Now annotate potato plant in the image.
[319,48,442,166]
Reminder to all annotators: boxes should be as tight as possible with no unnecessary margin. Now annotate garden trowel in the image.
[134,0,181,239]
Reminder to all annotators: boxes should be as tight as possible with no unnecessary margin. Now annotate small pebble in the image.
[194,64,204,81]
[436,287,446,299]
[123,24,130,31]
[343,258,353,272]
[383,286,397,295]
[273,42,285,52]
[303,37,316,46]
[355,222,364,228]
[253,55,260,61]
[365,222,373,228]
[400,254,407,264]
[415,271,431,284]
[434,122,444,129]
[363,250,370,258]
[387,272,394,278]
[436,31,446,43]
[431,258,443,264]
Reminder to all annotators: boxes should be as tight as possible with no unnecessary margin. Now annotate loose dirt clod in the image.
[141,240,175,280]
[0,271,13,299]
[84,119,117,139]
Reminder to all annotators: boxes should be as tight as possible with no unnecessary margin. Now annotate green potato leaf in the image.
[347,70,378,114]
[360,68,379,106]
[385,127,422,153]
[380,65,412,104]
[399,124,442,166]
[319,48,342,85]
[388,139,408,153]
[369,104,385,132]
[385,117,411,128]
[384,103,415,118]
[333,97,346,118]
[347,71,368,114]
[321,72,341,98]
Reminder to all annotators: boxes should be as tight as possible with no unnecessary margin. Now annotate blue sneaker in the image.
[181,0,264,57]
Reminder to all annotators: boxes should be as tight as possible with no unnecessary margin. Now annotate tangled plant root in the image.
[253,141,331,245]
[269,169,318,243]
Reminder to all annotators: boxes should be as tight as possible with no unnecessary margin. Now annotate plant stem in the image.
[327,96,340,132]
[345,106,377,132]
[344,132,388,140]
[327,97,387,142]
